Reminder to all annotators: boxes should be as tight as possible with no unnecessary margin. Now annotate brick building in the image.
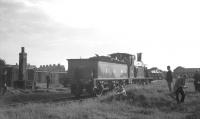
[173,66,200,78]
[147,67,164,80]
[35,64,67,86]
[37,64,65,72]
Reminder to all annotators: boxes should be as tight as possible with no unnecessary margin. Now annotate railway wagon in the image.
[67,56,135,97]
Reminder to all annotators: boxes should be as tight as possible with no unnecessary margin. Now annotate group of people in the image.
[166,66,200,104]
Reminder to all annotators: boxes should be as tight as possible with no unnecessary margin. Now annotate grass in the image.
[0,80,200,119]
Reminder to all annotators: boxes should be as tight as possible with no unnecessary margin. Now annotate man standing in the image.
[174,75,186,104]
[2,70,7,95]
[166,66,173,92]
[193,71,200,92]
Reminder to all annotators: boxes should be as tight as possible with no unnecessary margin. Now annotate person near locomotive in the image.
[173,75,186,104]
[193,71,200,92]
[166,66,173,92]
[1,70,7,95]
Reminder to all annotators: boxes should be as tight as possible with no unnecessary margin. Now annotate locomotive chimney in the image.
[137,53,142,62]
[21,47,24,53]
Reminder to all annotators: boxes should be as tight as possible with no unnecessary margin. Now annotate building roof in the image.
[67,53,136,65]
[67,57,127,64]
[109,53,134,56]
[174,66,200,73]
[148,67,163,73]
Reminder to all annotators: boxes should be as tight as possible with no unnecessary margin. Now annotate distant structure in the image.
[8,47,36,89]
[35,64,67,85]
[0,58,6,93]
[18,47,27,81]
[147,67,164,80]
[37,64,65,72]
[174,66,200,78]
[27,64,37,69]
[12,47,28,89]
[0,58,5,66]
[1,47,67,89]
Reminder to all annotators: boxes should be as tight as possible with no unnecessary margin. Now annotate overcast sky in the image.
[0,0,200,70]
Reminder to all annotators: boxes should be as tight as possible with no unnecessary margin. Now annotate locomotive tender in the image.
[67,53,150,97]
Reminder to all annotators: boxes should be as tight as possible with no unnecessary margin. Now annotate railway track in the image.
[0,94,95,108]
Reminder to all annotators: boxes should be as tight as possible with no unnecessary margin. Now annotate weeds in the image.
[0,80,199,119]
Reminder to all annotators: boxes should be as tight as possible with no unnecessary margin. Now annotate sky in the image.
[0,0,200,71]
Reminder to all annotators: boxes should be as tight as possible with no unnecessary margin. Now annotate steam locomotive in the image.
[67,53,152,97]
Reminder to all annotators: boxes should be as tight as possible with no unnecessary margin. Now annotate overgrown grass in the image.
[0,80,199,119]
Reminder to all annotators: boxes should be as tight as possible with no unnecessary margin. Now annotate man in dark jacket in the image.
[193,71,200,92]
[174,75,186,104]
[166,66,173,92]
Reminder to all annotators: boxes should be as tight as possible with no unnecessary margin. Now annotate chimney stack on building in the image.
[18,47,27,81]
